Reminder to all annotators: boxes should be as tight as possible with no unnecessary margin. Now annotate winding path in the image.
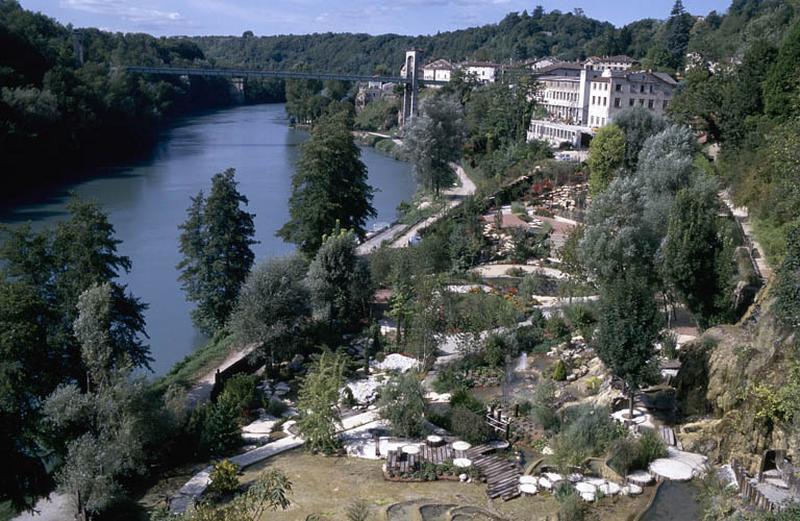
[357,163,476,254]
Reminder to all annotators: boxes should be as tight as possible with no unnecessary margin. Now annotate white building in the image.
[585,55,639,72]
[422,59,455,82]
[461,61,500,83]
[528,65,677,147]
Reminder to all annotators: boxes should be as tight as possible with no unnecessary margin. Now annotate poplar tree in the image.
[278,110,375,257]
[296,350,346,454]
[177,168,257,335]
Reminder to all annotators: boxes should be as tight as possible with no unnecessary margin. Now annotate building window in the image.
[614,98,621,107]
[662,100,669,109]
[615,84,621,92]
[648,99,654,109]
[649,85,654,94]
[640,85,645,93]
[629,98,635,106]
[603,97,607,106]
[639,99,645,105]
[592,96,596,104]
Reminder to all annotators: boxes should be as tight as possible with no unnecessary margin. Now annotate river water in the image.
[0,104,415,375]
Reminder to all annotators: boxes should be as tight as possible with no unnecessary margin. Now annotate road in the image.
[357,163,476,254]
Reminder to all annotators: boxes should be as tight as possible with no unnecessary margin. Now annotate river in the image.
[0,104,416,375]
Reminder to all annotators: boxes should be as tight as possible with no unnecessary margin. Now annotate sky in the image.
[21,0,733,37]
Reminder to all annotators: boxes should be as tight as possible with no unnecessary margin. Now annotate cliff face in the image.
[674,287,799,473]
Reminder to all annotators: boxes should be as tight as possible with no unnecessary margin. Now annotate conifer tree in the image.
[177,168,257,335]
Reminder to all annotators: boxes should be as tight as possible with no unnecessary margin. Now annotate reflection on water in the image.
[0,104,416,374]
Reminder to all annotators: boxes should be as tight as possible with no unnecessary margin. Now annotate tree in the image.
[662,179,732,329]
[307,229,373,329]
[594,274,661,418]
[229,255,311,368]
[613,107,667,171]
[43,373,150,521]
[587,124,625,196]
[664,0,693,70]
[403,94,465,196]
[580,175,659,284]
[0,277,54,512]
[774,221,800,333]
[763,21,800,119]
[378,371,427,438]
[278,110,375,257]
[0,198,150,381]
[296,350,346,454]
[178,168,257,335]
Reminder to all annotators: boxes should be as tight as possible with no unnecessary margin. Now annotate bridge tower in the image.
[399,49,422,128]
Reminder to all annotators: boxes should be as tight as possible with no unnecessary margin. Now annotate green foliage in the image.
[206,460,240,498]
[662,178,733,329]
[403,95,465,196]
[449,389,485,416]
[296,350,346,454]
[378,372,427,438]
[608,430,666,476]
[613,107,667,171]
[450,406,490,445]
[189,394,242,457]
[587,124,625,196]
[774,222,800,332]
[354,98,398,131]
[219,374,261,421]
[0,2,238,201]
[307,229,373,329]
[552,359,567,382]
[229,255,311,367]
[555,485,586,521]
[763,21,800,119]
[530,378,559,431]
[563,302,598,340]
[278,110,376,257]
[551,405,624,470]
[177,169,257,335]
[594,273,661,414]
[636,429,668,468]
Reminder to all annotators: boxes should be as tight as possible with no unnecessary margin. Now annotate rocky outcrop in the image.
[673,288,799,473]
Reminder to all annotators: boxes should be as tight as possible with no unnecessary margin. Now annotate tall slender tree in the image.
[178,168,257,335]
[278,110,375,257]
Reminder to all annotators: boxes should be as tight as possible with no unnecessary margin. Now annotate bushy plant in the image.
[482,333,517,367]
[552,359,567,381]
[563,302,597,340]
[207,459,240,498]
[530,378,559,431]
[514,324,545,351]
[220,373,261,420]
[189,395,242,457]
[556,486,586,520]
[635,429,667,468]
[451,406,490,444]
[545,315,571,340]
[449,389,485,416]
[378,372,427,438]
[552,405,624,470]
[266,398,288,418]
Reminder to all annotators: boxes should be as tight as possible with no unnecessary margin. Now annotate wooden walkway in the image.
[466,444,522,501]
[386,444,454,474]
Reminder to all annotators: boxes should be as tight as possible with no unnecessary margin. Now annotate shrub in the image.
[266,398,288,418]
[661,331,679,359]
[530,378,559,431]
[432,364,469,393]
[207,459,240,498]
[585,376,602,395]
[506,266,526,277]
[378,372,427,438]
[345,499,372,521]
[552,359,567,381]
[608,437,640,476]
[514,324,545,351]
[451,406,490,444]
[563,302,597,339]
[635,429,667,469]
[482,333,517,367]
[220,373,261,420]
[556,486,586,520]
[189,395,242,457]
[552,405,624,470]
[449,389,485,416]
[545,315,570,340]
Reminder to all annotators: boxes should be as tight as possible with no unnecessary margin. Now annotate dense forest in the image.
[0,0,282,203]
[1,0,796,202]
[190,0,795,74]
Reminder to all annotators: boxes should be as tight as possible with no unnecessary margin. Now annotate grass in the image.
[752,217,789,267]
[152,333,235,393]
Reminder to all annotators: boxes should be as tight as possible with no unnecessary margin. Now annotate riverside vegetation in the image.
[1,0,800,520]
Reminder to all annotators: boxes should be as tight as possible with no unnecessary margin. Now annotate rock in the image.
[371,354,420,373]
[598,482,621,496]
[580,491,596,502]
[288,354,305,371]
[538,477,552,490]
[459,473,468,482]
[567,374,577,382]
[622,484,643,496]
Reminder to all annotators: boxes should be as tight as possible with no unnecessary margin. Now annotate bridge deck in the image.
[124,65,449,86]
